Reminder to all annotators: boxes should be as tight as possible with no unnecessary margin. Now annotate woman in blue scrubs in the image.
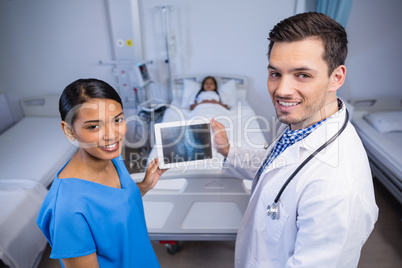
[37,78,166,268]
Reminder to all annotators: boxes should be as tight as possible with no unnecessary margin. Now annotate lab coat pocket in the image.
[263,202,289,243]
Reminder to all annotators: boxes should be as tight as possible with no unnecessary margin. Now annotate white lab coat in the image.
[223,106,378,268]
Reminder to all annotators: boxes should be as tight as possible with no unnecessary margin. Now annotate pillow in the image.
[363,111,402,133]
[181,79,200,109]
[180,78,238,109]
[219,80,237,108]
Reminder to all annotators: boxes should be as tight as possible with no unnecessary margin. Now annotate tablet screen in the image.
[155,120,213,168]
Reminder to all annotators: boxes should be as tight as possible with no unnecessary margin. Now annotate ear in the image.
[329,65,346,93]
[61,121,76,141]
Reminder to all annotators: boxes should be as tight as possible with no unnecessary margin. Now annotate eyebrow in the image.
[268,64,315,72]
[83,112,124,124]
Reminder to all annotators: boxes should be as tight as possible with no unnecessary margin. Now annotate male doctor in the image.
[211,12,378,267]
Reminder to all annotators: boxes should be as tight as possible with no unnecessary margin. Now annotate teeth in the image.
[279,101,298,107]
[105,142,117,148]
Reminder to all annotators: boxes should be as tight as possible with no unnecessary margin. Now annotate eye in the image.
[87,125,99,130]
[297,73,311,79]
[115,117,124,123]
[269,71,281,78]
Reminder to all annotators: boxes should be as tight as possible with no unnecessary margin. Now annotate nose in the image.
[275,76,295,97]
[103,123,117,141]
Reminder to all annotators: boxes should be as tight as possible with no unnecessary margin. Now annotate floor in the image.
[37,178,401,268]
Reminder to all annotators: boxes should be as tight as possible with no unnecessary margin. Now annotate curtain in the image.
[316,0,354,28]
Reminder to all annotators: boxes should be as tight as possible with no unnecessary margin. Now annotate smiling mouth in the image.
[100,141,119,151]
[278,100,300,107]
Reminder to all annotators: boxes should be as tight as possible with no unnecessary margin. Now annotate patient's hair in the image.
[59,78,122,125]
[267,12,348,76]
[194,76,221,103]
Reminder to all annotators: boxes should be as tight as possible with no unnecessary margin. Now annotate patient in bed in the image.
[189,76,229,110]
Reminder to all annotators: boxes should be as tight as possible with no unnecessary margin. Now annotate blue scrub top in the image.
[36,156,160,268]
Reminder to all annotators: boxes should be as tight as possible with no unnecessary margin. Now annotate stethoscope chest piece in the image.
[266,202,278,220]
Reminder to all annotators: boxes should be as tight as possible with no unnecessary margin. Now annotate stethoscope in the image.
[266,109,349,220]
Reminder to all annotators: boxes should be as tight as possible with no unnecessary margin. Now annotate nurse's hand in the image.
[211,118,230,158]
[138,158,167,196]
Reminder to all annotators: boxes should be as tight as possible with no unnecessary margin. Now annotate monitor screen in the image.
[137,63,150,84]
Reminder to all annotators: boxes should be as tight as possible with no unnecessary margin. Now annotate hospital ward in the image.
[0,0,401,267]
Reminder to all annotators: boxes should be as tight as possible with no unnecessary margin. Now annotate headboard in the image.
[20,95,60,117]
[173,74,248,100]
[348,96,402,113]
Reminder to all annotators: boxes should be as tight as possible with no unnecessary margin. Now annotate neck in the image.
[74,149,113,173]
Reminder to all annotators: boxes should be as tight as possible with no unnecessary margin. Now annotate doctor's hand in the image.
[137,158,167,196]
[211,118,230,158]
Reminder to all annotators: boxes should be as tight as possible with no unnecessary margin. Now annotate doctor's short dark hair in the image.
[267,12,348,76]
[59,78,122,125]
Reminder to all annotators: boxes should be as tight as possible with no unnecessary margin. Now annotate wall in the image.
[343,0,402,100]
[0,0,115,121]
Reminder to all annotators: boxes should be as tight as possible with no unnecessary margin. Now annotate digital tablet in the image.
[154,119,213,169]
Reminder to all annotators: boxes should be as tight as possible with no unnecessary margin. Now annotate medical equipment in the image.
[350,97,402,205]
[266,109,349,220]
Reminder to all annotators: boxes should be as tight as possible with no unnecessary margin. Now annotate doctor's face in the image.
[70,98,127,161]
[267,38,338,130]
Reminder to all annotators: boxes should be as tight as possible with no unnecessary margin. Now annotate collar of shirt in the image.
[256,98,345,178]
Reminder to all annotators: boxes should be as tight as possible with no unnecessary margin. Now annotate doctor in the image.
[211,12,378,267]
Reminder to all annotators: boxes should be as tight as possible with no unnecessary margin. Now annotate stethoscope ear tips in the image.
[266,202,278,220]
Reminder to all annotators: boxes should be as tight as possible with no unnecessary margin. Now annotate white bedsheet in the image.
[0,117,76,187]
[352,110,402,180]
[0,180,48,268]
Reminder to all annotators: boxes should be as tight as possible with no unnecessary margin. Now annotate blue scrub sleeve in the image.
[50,209,96,259]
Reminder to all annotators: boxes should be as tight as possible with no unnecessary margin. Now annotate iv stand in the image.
[159,6,174,103]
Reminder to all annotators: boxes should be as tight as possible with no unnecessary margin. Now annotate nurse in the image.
[211,12,378,267]
[37,78,165,267]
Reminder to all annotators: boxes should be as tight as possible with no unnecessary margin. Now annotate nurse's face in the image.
[267,38,344,130]
[69,98,127,161]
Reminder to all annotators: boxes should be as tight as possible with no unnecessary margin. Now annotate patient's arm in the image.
[62,252,99,268]
[191,100,229,110]
[190,102,198,110]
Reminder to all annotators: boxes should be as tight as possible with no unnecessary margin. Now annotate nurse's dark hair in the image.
[267,12,348,76]
[59,78,122,125]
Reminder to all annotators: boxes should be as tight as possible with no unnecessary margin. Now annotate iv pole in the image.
[159,6,174,103]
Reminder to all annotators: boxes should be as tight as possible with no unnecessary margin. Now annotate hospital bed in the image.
[0,95,77,267]
[349,97,402,205]
[131,74,267,252]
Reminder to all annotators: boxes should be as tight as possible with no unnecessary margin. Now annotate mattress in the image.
[352,110,402,203]
[0,117,76,187]
[0,180,48,268]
